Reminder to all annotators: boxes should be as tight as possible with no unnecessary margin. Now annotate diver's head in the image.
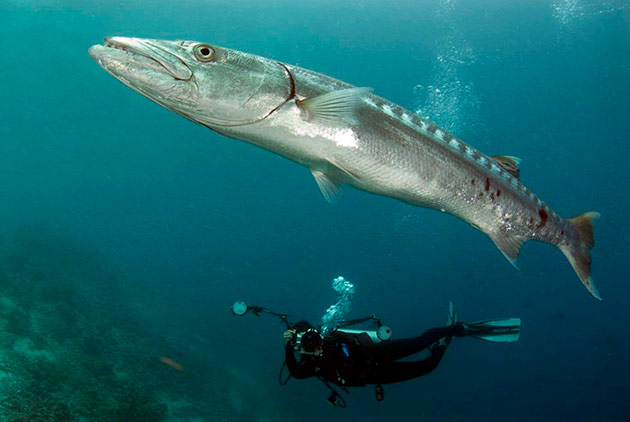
[293,320,313,333]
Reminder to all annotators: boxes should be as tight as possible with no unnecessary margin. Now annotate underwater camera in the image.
[294,328,323,355]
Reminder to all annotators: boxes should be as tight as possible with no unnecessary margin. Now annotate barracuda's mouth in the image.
[89,37,193,82]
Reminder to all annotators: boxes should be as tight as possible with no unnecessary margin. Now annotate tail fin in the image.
[464,318,521,343]
[558,211,601,300]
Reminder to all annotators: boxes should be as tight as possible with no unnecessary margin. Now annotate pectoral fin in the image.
[298,87,372,123]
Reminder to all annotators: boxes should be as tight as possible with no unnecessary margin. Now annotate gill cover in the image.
[190,46,293,127]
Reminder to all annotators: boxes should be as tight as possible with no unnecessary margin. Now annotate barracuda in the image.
[89,37,601,299]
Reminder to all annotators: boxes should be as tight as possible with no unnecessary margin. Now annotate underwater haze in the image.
[1,0,630,421]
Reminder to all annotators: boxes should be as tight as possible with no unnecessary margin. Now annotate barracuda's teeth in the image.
[104,40,126,51]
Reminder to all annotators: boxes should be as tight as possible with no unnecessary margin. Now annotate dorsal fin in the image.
[492,155,521,179]
[297,87,372,123]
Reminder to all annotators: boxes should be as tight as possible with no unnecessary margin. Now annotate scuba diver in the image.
[231,299,520,407]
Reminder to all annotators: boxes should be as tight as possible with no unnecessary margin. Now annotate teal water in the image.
[1,0,629,421]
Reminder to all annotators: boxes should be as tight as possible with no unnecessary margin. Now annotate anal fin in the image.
[489,233,528,269]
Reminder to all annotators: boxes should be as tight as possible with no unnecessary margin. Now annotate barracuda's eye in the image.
[193,44,215,62]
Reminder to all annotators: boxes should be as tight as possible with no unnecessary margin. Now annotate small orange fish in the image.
[160,356,184,371]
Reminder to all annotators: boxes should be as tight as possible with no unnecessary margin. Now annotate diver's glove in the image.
[284,329,296,345]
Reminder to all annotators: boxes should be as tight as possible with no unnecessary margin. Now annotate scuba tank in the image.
[335,326,393,343]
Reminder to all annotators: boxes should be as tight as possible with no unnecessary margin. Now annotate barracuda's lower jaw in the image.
[89,40,197,117]
[89,45,164,82]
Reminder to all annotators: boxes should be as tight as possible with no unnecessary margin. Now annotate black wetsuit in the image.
[285,325,459,386]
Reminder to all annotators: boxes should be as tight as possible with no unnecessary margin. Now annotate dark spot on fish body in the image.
[485,161,492,170]
[539,209,548,226]
[443,133,453,143]
[471,179,475,185]
[496,189,501,197]
[485,178,490,192]
[427,124,437,133]
[473,151,481,160]
[490,192,495,201]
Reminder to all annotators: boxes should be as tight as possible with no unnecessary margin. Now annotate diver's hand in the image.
[284,329,296,345]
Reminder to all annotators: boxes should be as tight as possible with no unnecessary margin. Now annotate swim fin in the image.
[462,318,521,343]
[447,301,457,326]
[436,302,458,348]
